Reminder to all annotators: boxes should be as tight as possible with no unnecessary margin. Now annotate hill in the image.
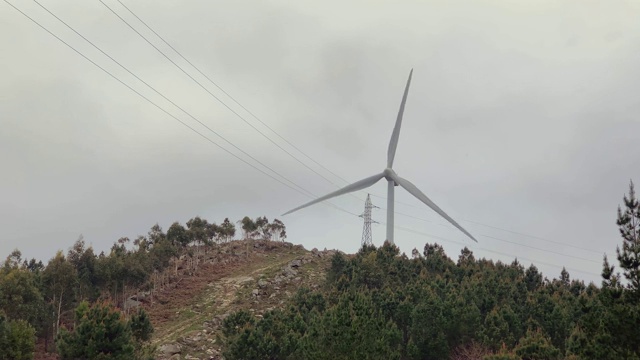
[145,240,336,360]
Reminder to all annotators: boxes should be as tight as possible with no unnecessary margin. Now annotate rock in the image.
[159,343,181,356]
[252,289,260,297]
[293,277,301,282]
[257,279,268,288]
[124,297,141,311]
[283,267,297,277]
[189,333,203,343]
[269,293,276,298]
[290,259,302,268]
[130,291,151,302]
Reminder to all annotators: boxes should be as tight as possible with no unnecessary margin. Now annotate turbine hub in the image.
[383,168,396,180]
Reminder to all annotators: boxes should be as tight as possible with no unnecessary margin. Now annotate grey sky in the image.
[2,0,639,284]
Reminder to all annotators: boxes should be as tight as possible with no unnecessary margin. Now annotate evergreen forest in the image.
[221,182,640,360]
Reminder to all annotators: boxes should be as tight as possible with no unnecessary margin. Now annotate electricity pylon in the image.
[359,194,378,246]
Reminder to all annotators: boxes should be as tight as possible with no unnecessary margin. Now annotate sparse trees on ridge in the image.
[270,218,287,242]
[238,216,287,241]
[240,216,256,240]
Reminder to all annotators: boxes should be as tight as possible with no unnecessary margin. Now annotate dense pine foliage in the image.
[222,183,640,360]
[56,301,154,360]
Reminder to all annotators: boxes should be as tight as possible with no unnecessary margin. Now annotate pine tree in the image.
[129,308,153,343]
[0,312,36,360]
[56,301,136,360]
[513,328,561,360]
[616,180,640,293]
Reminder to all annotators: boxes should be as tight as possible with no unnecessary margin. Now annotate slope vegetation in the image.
[147,240,335,360]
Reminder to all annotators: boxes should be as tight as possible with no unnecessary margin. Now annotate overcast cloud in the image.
[2,0,640,284]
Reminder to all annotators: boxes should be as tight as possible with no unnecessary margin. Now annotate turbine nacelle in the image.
[283,69,477,245]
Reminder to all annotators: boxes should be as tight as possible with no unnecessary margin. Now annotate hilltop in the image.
[143,240,336,360]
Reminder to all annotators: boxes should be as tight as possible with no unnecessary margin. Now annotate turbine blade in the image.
[387,69,413,168]
[390,173,478,242]
[282,173,385,216]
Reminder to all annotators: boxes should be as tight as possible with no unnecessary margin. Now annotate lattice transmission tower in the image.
[360,194,378,246]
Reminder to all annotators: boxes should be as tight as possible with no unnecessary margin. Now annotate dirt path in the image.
[149,251,303,346]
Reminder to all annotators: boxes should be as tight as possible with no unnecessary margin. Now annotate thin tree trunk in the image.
[44,326,49,353]
[56,289,64,336]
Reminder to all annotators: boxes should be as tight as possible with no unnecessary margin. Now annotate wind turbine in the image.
[283,69,477,245]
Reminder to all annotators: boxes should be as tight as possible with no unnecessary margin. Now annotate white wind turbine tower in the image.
[283,69,477,245]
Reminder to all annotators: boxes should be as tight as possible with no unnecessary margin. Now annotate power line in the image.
[372,195,605,255]
[478,233,600,264]
[380,208,602,264]
[29,0,366,221]
[5,0,359,219]
[461,217,605,255]
[115,0,351,187]
[103,0,371,209]
[98,0,348,192]
[32,0,310,199]
[386,223,602,278]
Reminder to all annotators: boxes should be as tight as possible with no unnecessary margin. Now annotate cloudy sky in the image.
[2,0,639,284]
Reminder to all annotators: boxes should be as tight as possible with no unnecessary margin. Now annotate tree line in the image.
[0,215,286,359]
[221,182,640,359]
